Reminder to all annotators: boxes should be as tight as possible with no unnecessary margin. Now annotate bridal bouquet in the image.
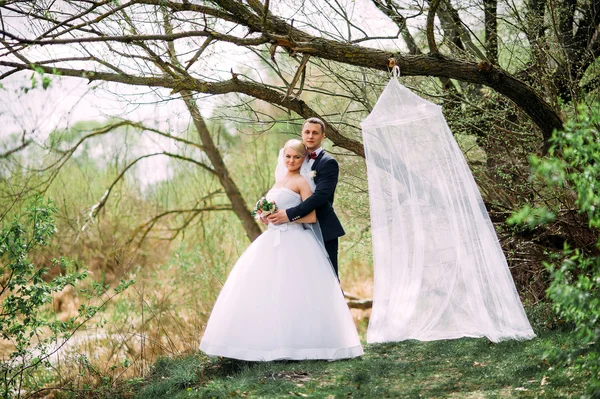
[252,197,278,219]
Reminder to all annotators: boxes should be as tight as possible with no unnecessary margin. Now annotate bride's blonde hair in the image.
[284,139,307,158]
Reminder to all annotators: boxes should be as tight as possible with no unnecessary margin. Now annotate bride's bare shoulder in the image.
[295,174,311,188]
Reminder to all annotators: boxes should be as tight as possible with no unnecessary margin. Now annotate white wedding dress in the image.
[200,187,364,361]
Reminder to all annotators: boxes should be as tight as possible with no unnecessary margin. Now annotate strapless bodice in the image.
[266,187,302,209]
[265,188,305,235]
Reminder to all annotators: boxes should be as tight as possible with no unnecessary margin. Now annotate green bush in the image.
[0,196,87,397]
[509,103,600,397]
[0,196,134,398]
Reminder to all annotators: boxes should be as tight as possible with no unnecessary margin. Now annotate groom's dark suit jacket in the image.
[286,151,345,242]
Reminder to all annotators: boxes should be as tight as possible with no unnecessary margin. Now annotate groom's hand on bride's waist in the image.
[267,210,290,225]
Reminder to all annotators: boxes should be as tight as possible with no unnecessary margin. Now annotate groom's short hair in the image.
[303,117,325,134]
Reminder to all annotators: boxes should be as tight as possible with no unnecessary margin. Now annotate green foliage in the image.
[544,247,600,392]
[525,302,572,332]
[530,106,600,228]
[507,204,555,228]
[510,103,600,397]
[0,196,87,397]
[0,196,135,398]
[22,65,54,93]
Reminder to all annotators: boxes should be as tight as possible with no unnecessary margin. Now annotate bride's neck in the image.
[278,171,299,186]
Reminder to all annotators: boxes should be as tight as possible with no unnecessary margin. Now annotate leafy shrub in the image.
[509,103,600,397]
[0,197,84,397]
[0,196,133,398]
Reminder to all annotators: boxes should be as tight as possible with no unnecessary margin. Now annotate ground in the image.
[124,327,587,399]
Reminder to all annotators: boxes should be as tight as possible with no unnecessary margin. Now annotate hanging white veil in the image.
[274,148,333,271]
[361,77,535,343]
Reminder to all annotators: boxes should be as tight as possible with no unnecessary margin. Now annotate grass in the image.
[119,328,587,399]
[50,304,590,399]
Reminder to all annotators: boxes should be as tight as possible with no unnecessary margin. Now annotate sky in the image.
[0,72,189,188]
[0,71,188,141]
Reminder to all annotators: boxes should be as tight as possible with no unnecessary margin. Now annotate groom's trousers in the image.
[324,238,339,278]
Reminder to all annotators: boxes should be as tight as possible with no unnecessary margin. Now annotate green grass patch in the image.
[124,327,587,399]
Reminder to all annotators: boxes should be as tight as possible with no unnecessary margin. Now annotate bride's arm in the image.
[294,179,317,223]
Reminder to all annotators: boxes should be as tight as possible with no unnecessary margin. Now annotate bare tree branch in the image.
[432,0,486,60]
[0,60,366,155]
[427,0,441,54]
[483,0,498,63]
[0,136,31,159]
[0,0,572,150]
[128,204,232,247]
[84,151,217,230]
[162,11,262,241]
[0,29,268,47]
[371,0,423,54]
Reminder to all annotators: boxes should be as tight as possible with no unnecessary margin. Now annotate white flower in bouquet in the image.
[252,197,278,220]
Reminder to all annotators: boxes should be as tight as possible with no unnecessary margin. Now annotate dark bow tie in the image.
[308,151,318,160]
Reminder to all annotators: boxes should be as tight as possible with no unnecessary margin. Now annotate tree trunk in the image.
[180,90,262,242]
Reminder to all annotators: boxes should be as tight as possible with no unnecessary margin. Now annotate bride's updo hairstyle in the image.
[284,139,307,158]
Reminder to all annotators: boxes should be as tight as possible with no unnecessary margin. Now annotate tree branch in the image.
[370,0,422,54]
[127,203,231,246]
[0,136,32,159]
[0,56,561,151]
[85,151,216,228]
[427,0,441,54]
[483,0,498,63]
[428,0,487,60]
[0,29,268,47]
[0,0,564,148]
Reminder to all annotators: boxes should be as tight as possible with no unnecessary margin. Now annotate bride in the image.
[199,139,363,361]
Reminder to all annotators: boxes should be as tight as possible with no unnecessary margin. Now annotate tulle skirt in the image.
[200,224,363,361]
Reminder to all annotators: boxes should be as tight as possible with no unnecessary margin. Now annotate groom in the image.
[268,117,345,277]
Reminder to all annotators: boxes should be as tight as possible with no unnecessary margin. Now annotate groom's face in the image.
[302,122,325,151]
